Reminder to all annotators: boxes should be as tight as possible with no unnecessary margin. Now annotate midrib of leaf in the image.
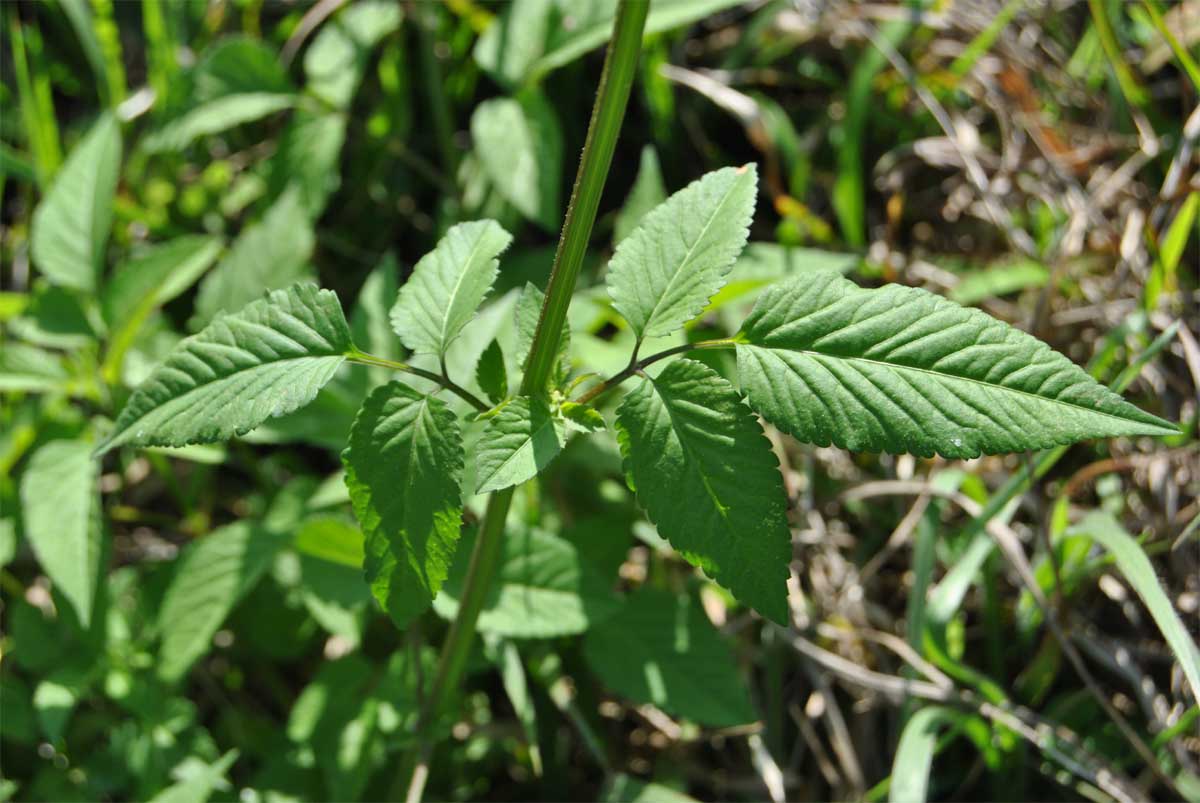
[782,347,1172,432]
[639,173,746,339]
[438,232,501,352]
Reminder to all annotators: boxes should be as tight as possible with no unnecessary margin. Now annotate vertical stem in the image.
[398,3,649,801]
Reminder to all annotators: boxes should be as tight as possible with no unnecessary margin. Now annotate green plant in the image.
[98,50,1177,803]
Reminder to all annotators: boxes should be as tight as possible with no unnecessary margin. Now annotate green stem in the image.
[573,337,738,406]
[397,3,649,800]
[346,350,488,412]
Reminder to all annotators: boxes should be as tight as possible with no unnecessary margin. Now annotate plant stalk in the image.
[397,3,649,800]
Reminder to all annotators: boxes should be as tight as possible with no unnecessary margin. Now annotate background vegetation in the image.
[1,0,1197,801]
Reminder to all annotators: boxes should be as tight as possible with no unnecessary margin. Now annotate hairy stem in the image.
[346,350,488,412]
[572,337,739,405]
[398,3,649,800]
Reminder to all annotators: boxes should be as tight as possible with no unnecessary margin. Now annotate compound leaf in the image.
[158,523,282,682]
[736,272,1177,459]
[343,382,464,628]
[30,113,121,292]
[475,396,566,494]
[607,165,757,341]
[19,440,102,626]
[615,358,791,623]
[390,220,513,357]
[584,588,758,727]
[99,283,352,453]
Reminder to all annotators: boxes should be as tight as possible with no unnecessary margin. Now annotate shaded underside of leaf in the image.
[737,272,1177,459]
[390,219,513,357]
[100,283,352,453]
[606,164,757,340]
[615,358,791,623]
[474,395,566,494]
[344,382,464,628]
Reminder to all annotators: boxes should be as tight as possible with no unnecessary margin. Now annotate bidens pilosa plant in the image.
[102,160,1178,633]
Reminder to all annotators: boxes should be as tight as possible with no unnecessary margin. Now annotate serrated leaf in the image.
[475,339,508,404]
[193,187,315,327]
[304,0,403,110]
[158,523,281,682]
[607,165,757,341]
[583,587,758,727]
[615,359,791,623]
[471,92,563,231]
[434,527,618,638]
[614,145,666,246]
[343,382,464,628]
[30,113,120,292]
[100,283,352,453]
[19,440,101,626]
[474,0,748,87]
[474,396,566,494]
[142,93,296,153]
[514,281,570,380]
[390,220,512,357]
[736,272,1178,459]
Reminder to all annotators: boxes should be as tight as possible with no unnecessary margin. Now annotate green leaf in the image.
[475,339,508,404]
[19,440,101,626]
[294,514,365,569]
[889,706,962,803]
[148,750,239,803]
[0,343,68,393]
[104,236,224,327]
[103,235,223,373]
[1069,512,1200,702]
[158,523,281,682]
[494,640,542,776]
[142,93,296,153]
[343,382,465,628]
[194,36,292,100]
[583,587,758,726]
[434,527,618,638]
[607,165,757,341]
[8,284,94,350]
[736,272,1178,458]
[474,0,748,87]
[30,112,120,292]
[304,0,403,109]
[266,109,347,219]
[471,92,563,231]
[949,258,1049,306]
[514,281,570,380]
[99,283,352,453]
[193,187,315,327]
[614,145,666,246]
[474,396,566,494]
[390,219,512,357]
[351,255,402,362]
[706,242,859,314]
[602,774,696,803]
[615,359,791,623]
